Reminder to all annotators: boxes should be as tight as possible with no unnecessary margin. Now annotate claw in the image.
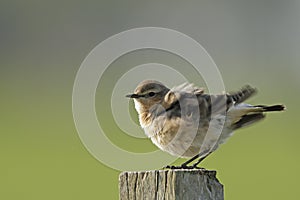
[163,165,204,170]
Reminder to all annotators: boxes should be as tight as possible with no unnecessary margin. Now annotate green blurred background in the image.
[1,0,299,199]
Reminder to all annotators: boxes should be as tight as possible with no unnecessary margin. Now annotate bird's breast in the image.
[145,115,203,157]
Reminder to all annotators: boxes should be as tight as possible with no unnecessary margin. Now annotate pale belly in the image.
[145,115,233,158]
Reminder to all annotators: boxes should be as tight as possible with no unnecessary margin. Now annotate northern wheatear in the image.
[126,80,285,168]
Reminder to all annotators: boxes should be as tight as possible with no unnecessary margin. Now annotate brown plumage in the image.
[126,80,285,168]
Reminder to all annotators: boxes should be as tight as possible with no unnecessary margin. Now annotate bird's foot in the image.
[163,164,205,170]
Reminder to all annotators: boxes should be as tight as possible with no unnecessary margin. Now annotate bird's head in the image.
[126,80,170,114]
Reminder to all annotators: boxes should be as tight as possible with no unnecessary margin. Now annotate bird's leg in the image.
[192,152,211,168]
[163,154,200,169]
[164,151,212,169]
[180,154,200,168]
[182,151,212,168]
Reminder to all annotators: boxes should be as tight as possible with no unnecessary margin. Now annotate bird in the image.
[126,80,285,169]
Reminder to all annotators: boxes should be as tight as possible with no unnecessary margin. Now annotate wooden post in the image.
[119,169,224,200]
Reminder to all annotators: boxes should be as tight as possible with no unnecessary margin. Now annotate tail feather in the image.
[229,104,285,130]
[232,113,265,129]
[255,104,285,112]
[229,85,257,104]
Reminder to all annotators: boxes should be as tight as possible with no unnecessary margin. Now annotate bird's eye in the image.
[148,92,156,97]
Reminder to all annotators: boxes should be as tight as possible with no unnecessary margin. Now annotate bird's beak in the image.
[125,93,140,98]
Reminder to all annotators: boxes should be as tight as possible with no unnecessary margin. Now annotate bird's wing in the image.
[162,83,231,119]
[196,85,257,118]
[172,83,229,118]
[160,83,204,119]
[162,84,257,118]
[171,82,204,96]
[197,94,229,119]
[228,85,257,104]
[164,83,203,106]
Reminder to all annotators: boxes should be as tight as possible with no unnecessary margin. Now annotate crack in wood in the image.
[119,169,223,200]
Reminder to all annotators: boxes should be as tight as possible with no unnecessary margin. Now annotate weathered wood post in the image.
[119,169,224,200]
